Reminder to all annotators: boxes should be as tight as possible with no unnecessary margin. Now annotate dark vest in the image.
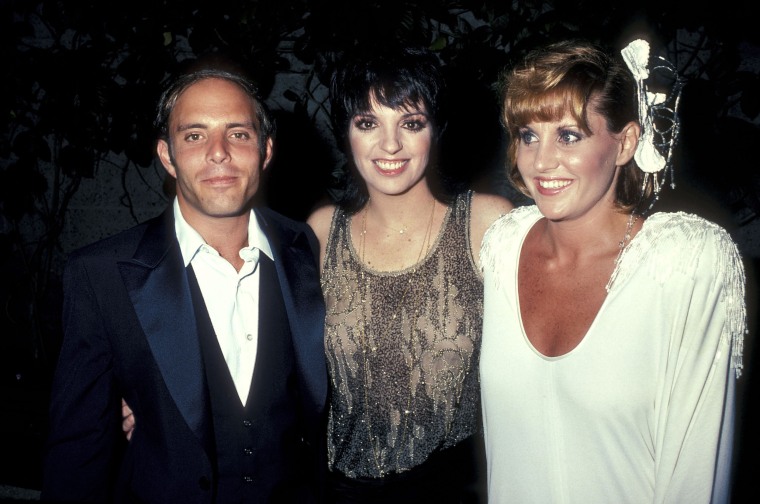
[188,255,305,503]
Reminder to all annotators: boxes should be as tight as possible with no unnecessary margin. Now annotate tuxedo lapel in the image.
[247,253,287,408]
[254,208,327,411]
[118,209,211,450]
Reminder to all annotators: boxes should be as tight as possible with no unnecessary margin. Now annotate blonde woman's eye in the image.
[519,130,536,145]
[559,130,582,144]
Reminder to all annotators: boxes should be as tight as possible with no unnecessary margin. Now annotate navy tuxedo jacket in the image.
[42,206,327,503]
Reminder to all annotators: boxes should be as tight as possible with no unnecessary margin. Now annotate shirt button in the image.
[243,420,252,427]
[246,333,253,341]
[244,447,253,456]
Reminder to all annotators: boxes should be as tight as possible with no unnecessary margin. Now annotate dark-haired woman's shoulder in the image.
[306,202,339,272]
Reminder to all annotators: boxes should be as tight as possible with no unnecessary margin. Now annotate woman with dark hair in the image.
[479,39,745,503]
[307,46,512,503]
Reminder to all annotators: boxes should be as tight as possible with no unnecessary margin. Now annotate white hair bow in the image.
[621,39,667,174]
[620,38,684,210]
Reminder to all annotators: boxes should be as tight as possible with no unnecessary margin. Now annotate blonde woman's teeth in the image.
[539,179,572,189]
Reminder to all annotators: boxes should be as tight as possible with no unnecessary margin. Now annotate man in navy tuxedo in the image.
[42,61,327,503]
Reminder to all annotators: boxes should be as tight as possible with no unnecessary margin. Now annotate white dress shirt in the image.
[173,198,273,406]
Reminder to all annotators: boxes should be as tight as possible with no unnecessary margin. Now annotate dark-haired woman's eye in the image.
[353,117,376,131]
[403,119,427,132]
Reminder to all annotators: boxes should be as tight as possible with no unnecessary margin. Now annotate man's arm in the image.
[42,254,123,502]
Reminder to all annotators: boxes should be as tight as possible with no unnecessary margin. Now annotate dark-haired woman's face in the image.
[349,97,432,198]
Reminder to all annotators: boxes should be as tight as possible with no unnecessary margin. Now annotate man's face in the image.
[157,77,273,224]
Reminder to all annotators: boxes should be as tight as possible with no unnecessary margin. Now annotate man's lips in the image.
[203,175,238,186]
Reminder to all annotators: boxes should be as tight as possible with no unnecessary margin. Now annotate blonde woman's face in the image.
[515,107,635,222]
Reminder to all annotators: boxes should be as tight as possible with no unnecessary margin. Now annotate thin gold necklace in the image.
[364,202,416,235]
[356,197,436,475]
[606,212,639,291]
[614,212,638,265]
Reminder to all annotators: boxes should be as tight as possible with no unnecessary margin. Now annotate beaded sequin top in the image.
[322,191,483,478]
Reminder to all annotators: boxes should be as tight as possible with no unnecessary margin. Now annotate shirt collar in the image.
[173,198,273,267]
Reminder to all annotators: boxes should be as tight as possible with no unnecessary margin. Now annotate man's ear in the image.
[262,136,274,171]
[157,139,177,178]
[617,121,641,166]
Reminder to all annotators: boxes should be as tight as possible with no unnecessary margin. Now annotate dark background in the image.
[2,0,758,502]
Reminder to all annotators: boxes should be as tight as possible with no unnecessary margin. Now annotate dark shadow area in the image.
[439,50,507,197]
[0,365,47,493]
[261,109,338,221]
[0,251,59,494]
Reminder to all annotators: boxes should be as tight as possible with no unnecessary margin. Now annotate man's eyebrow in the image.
[176,122,207,132]
[226,121,258,130]
[175,121,257,132]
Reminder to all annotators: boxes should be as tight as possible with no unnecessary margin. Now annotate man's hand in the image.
[121,398,135,441]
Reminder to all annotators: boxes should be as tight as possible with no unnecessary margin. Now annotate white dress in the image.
[479,205,745,504]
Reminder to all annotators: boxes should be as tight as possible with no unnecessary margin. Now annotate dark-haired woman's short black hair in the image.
[329,46,450,212]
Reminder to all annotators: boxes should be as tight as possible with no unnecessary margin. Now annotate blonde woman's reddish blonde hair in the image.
[500,39,647,211]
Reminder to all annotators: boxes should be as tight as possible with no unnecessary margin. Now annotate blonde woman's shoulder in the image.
[469,191,514,269]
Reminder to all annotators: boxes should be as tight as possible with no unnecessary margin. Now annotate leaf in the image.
[430,36,448,51]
